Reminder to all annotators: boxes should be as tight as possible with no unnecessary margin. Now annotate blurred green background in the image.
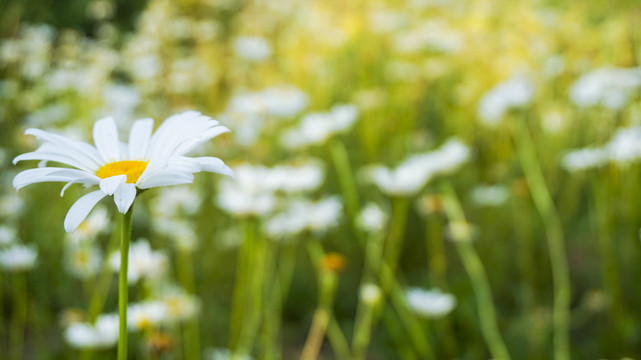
[1,0,641,359]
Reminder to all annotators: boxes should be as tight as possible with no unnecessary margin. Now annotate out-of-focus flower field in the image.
[1,0,641,358]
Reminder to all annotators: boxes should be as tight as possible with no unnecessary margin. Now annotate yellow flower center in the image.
[96,160,149,184]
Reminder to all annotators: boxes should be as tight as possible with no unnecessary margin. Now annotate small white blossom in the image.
[109,239,167,284]
[561,148,608,172]
[0,244,38,271]
[64,313,119,349]
[233,36,272,62]
[478,76,534,125]
[570,67,641,110]
[405,287,456,318]
[357,203,388,233]
[360,283,383,305]
[366,139,470,196]
[281,104,359,149]
[470,184,510,207]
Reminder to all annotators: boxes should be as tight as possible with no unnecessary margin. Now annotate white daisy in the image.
[13,111,232,232]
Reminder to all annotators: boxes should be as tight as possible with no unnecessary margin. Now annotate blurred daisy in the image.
[470,184,510,207]
[64,313,119,349]
[357,202,388,234]
[0,225,17,246]
[405,287,457,318]
[365,139,469,196]
[477,76,534,125]
[13,111,232,232]
[0,244,38,271]
[233,36,272,62]
[109,239,167,284]
[281,104,359,149]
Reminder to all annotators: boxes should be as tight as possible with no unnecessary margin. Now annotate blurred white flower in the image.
[365,139,470,196]
[205,347,254,360]
[394,20,463,54]
[265,196,342,238]
[266,162,324,193]
[64,313,119,349]
[13,111,232,232]
[228,86,309,118]
[281,104,359,149]
[357,203,388,233]
[109,239,167,284]
[605,126,641,164]
[65,242,102,279]
[0,244,37,271]
[569,67,641,110]
[233,36,272,62]
[405,287,456,318]
[0,193,25,219]
[470,184,509,207]
[360,283,383,305]
[153,186,202,217]
[0,225,17,246]
[68,206,110,243]
[152,218,199,251]
[128,301,168,330]
[217,164,277,217]
[161,287,201,322]
[561,148,608,172]
[478,76,534,125]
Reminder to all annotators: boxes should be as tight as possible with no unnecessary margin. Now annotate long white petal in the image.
[137,171,194,189]
[93,117,120,163]
[13,149,95,172]
[113,184,136,213]
[64,191,108,232]
[25,129,103,169]
[195,157,234,177]
[13,168,100,190]
[99,175,127,195]
[128,118,154,160]
[172,126,230,156]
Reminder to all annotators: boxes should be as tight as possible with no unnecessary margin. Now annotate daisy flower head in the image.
[13,111,233,232]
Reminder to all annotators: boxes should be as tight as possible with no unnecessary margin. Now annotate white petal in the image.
[195,157,233,177]
[128,118,153,160]
[93,117,120,163]
[172,125,231,156]
[13,168,100,190]
[137,171,194,189]
[24,129,103,169]
[113,184,136,213]
[99,175,127,195]
[64,191,108,232]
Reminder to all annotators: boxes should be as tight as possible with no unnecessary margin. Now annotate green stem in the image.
[301,239,350,360]
[512,117,570,360]
[441,183,511,360]
[383,198,410,276]
[329,139,360,222]
[229,219,254,350]
[10,273,27,360]
[236,220,268,356]
[118,206,134,360]
[177,248,201,360]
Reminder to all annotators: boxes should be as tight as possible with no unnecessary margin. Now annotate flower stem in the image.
[177,248,201,360]
[10,272,27,360]
[301,239,350,360]
[441,183,510,360]
[118,206,134,360]
[512,117,570,360]
[329,139,360,223]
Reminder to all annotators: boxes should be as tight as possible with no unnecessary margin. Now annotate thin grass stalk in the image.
[10,273,26,360]
[441,183,511,360]
[329,139,360,222]
[512,117,570,360]
[177,248,201,360]
[229,219,254,350]
[301,239,350,360]
[117,205,134,360]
